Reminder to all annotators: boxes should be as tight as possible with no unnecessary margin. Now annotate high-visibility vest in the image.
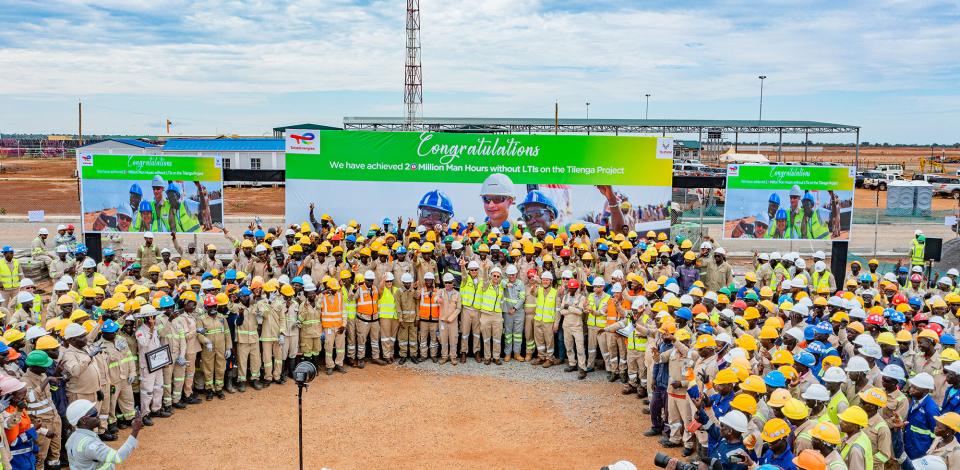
[587,292,610,327]
[343,287,356,319]
[418,289,440,321]
[605,298,621,326]
[378,287,397,319]
[827,390,849,425]
[627,314,650,351]
[0,259,20,289]
[799,211,830,239]
[839,431,873,470]
[812,271,832,291]
[460,275,479,308]
[321,292,344,328]
[911,239,925,266]
[355,285,379,320]
[534,287,557,323]
[162,204,201,233]
[476,282,503,314]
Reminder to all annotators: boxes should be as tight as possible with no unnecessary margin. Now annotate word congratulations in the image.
[126,156,173,171]
[416,132,540,165]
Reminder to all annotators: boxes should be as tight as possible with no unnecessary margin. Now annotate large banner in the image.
[285,130,673,236]
[723,164,854,241]
[78,154,224,233]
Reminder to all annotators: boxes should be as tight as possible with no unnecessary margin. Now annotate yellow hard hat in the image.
[743,307,760,320]
[80,287,96,298]
[542,254,554,263]
[35,335,59,351]
[69,309,90,322]
[876,332,897,346]
[582,252,594,261]
[82,319,96,333]
[56,294,74,305]
[731,393,758,415]
[683,251,696,261]
[744,272,757,283]
[666,297,682,309]
[771,350,794,365]
[740,375,767,394]
[942,348,960,363]
[177,259,192,269]
[675,329,691,342]
[896,329,913,343]
[101,298,119,310]
[778,365,798,380]
[761,418,791,442]
[162,270,177,281]
[847,321,865,334]
[735,334,758,351]
[2,329,25,344]
[694,334,717,349]
[918,329,940,343]
[768,388,792,408]
[215,293,229,306]
[263,281,278,293]
[838,406,869,427]
[782,398,810,420]
[147,265,161,274]
[858,387,887,407]
[935,412,960,433]
[288,245,303,255]
[180,291,198,303]
[759,327,779,340]
[619,240,633,250]
[420,242,435,253]
[280,284,295,297]
[714,368,739,385]
[810,421,842,445]
[358,247,372,257]
[680,239,692,249]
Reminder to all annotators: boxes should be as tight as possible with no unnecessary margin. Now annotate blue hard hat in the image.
[158,295,175,308]
[75,244,88,254]
[859,273,872,282]
[814,321,833,335]
[1,246,12,253]
[757,465,781,470]
[598,243,609,251]
[102,248,114,257]
[382,217,391,226]
[243,229,254,237]
[201,272,213,280]
[224,269,237,280]
[291,276,304,285]
[897,266,908,274]
[101,320,120,333]
[882,308,895,318]
[517,190,558,218]
[697,324,714,335]
[768,193,781,205]
[775,208,788,220]
[908,296,923,308]
[802,192,815,203]
[675,307,692,320]
[129,183,143,196]
[941,333,957,346]
[345,234,357,243]
[803,326,816,341]
[794,351,816,367]
[396,246,407,254]
[764,370,787,388]
[165,182,180,195]
[889,311,906,323]
[417,190,454,215]
[501,236,512,244]
[807,341,828,356]
[638,242,648,251]
[0,342,10,354]
[254,229,265,238]
[664,278,678,287]
[239,286,252,297]
[138,200,152,212]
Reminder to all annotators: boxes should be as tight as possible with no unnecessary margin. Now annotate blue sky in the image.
[1,0,958,144]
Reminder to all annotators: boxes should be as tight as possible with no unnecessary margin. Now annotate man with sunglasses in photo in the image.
[476,173,516,234]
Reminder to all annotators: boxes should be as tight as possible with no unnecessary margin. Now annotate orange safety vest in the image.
[605,298,622,326]
[418,289,441,321]
[355,285,379,320]
[321,292,344,329]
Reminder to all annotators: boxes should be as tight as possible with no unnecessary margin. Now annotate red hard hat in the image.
[559,248,571,257]
[566,279,580,290]
[891,294,907,306]
[203,294,218,308]
[67,224,75,230]
[865,314,885,326]
[732,299,748,310]
[910,273,922,282]
[928,323,944,335]
[526,268,538,279]
[913,312,929,322]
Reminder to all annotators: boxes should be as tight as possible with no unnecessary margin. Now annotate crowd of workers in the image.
[0,215,954,469]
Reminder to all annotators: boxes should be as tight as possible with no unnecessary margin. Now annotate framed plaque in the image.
[145,345,172,373]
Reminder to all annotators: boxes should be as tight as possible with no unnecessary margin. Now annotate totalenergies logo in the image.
[290,132,316,145]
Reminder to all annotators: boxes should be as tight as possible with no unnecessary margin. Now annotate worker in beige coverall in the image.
[395,273,419,364]
[560,279,588,379]
[198,302,230,400]
[438,272,461,365]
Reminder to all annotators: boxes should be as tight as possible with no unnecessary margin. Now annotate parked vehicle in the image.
[855,172,865,188]
[932,177,960,198]
[873,163,904,177]
[862,171,900,191]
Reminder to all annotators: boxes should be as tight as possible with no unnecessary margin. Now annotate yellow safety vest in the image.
[476,282,503,314]
[627,314,650,351]
[534,287,557,323]
[0,259,20,289]
[378,287,397,319]
[343,286,356,319]
[798,211,830,239]
[460,275,479,308]
[827,390,848,425]
[911,239,925,266]
[839,432,873,470]
[587,293,610,327]
[812,271,832,291]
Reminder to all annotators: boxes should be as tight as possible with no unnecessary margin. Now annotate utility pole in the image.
[403,0,423,131]
[645,94,651,120]
[757,75,766,154]
[554,101,559,135]
[166,119,172,135]
[78,101,83,146]
[585,100,590,119]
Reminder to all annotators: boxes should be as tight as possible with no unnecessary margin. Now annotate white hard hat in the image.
[401,273,414,284]
[790,304,809,316]
[720,308,735,320]
[416,225,426,233]
[466,217,476,224]
[302,274,313,285]
[912,456,946,470]
[719,410,749,433]
[66,399,97,426]
[451,241,463,250]
[915,229,923,236]
[700,241,713,250]
[383,272,395,282]
[606,461,638,470]
[631,296,648,310]
[780,279,793,290]
[881,364,905,381]
[60,275,74,285]
[912,265,923,273]
[758,252,769,261]
[704,291,718,302]
[540,271,553,280]
[611,269,624,280]
[303,283,317,292]
[16,291,34,304]
[945,361,960,375]
[770,251,782,261]
[277,275,289,286]
[489,267,502,276]
[20,278,34,288]
[561,269,573,280]
[467,260,480,270]
[592,277,606,287]
[424,271,436,280]
[794,258,806,270]
[883,272,897,283]
[610,283,623,293]
[938,277,953,287]
[949,268,960,277]
[715,333,732,345]
[789,185,802,197]
[64,322,87,340]
[57,224,67,231]
[785,327,805,342]
[38,227,48,235]
[505,265,518,275]
[254,245,267,253]
[714,247,726,256]
[54,281,68,292]
[814,261,826,273]
[480,173,514,197]
[909,372,935,390]
[792,275,807,288]
[848,307,866,320]
[822,367,847,383]
[813,250,825,260]
[679,294,694,306]
[56,245,68,253]
[363,270,376,280]
[284,228,295,236]
[846,356,870,373]
[853,333,878,348]
[271,239,283,248]
[143,231,154,238]
[200,280,214,290]
[81,258,96,269]
[801,383,831,401]
[664,283,680,295]
[442,273,454,282]
[860,345,882,359]
[25,325,46,342]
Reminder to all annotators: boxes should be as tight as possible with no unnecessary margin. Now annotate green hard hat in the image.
[26,350,53,368]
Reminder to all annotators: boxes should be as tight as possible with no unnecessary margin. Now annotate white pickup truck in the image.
[861,171,901,190]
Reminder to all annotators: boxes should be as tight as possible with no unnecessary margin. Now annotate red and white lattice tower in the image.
[404,0,422,130]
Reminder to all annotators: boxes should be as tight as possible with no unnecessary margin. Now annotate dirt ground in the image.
[117,364,673,469]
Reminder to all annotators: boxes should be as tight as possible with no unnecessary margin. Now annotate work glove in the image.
[278,335,285,346]
[87,344,103,357]
[225,349,232,359]
[197,327,206,335]
[205,342,213,352]
[127,376,136,384]
[176,356,187,366]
